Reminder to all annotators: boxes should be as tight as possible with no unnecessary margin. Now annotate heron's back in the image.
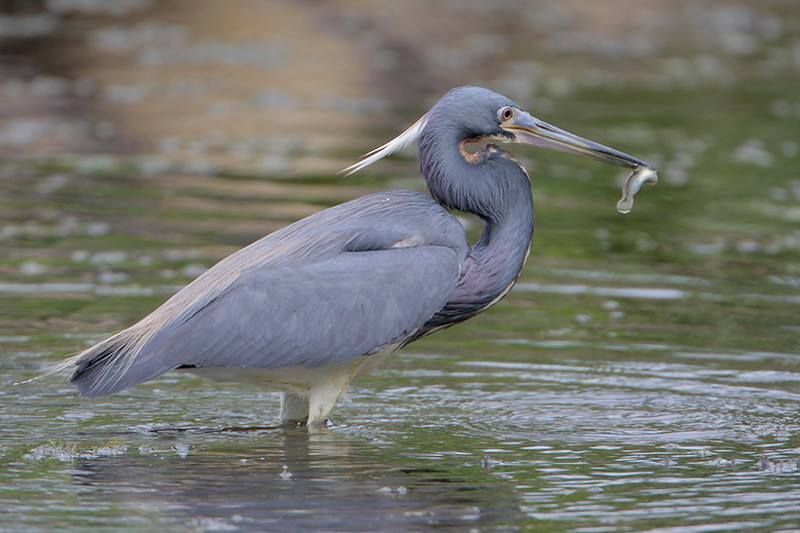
[67,190,469,397]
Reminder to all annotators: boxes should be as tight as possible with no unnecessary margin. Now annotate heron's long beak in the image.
[502,111,649,169]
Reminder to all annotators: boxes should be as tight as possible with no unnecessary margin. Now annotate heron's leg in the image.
[280,392,309,423]
[306,364,363,425]
[306,383,348,425]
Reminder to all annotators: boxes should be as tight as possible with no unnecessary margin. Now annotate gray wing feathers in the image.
[160,246,458,368]
[80,247,459,394]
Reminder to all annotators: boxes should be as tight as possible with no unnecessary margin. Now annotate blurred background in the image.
[1,0,800,530]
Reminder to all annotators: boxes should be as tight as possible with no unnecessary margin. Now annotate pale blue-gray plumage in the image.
[57,86,651,424]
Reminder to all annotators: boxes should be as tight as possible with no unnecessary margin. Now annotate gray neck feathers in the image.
[418,121,534,313]
[418,116,532,221]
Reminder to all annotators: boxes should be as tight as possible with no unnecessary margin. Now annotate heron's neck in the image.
[419,132,534,306]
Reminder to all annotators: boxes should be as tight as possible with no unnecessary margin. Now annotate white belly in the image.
[178,352,389,394]
[177,347,397,424]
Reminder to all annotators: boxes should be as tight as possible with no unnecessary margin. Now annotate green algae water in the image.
[1,1,800,530]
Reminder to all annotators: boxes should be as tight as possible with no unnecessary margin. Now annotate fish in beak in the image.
[500,108,658,213]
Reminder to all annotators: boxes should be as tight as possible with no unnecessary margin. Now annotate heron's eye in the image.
[499,107,514,122]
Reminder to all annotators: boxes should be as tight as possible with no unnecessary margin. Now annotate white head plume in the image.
[339,113,429,176]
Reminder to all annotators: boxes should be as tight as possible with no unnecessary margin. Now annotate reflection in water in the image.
[65,428,522,530]
[1,0,800,530]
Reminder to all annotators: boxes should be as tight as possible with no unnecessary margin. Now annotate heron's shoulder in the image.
[332,189,462,230]
[336,189,443,212]
[330,189,467,250]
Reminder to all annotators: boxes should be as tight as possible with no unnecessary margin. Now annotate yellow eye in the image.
[500,106,514,122]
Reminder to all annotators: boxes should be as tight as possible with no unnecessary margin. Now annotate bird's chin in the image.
[459,135,512,164]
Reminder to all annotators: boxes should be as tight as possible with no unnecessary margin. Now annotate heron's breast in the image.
[478,238,532,312]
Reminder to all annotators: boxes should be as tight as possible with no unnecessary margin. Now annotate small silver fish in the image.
[617,166,658,214]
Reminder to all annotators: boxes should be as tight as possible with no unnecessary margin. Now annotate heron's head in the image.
[431,86,649,169]
[341,85,651,176]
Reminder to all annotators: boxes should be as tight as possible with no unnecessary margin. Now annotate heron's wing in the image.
[175,245,460,368]
[74,244,461,396]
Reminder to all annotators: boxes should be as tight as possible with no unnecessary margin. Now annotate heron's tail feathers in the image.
[69,329,145,397]
[12,352,81,387]
[46,322,163,397]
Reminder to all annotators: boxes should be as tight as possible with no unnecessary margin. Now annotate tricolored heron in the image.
[53,86,653,425]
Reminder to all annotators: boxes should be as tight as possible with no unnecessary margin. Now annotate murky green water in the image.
[2,1,800,530]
